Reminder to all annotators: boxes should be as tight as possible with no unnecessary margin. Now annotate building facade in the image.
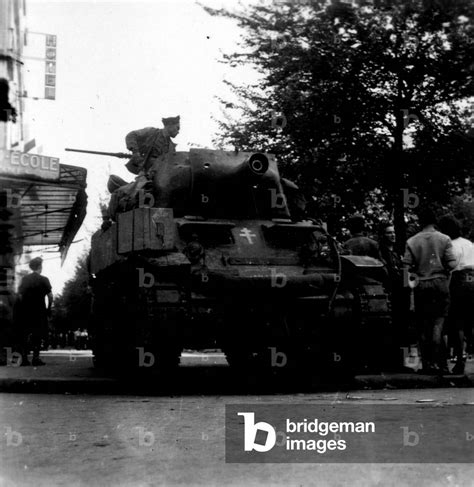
[0,0,26,151]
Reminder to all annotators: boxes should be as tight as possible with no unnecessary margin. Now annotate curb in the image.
[0,371,472,395]
[0,377,120,394]
[354,373,474,390]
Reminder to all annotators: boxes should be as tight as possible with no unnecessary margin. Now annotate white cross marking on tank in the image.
[239,228,257,244]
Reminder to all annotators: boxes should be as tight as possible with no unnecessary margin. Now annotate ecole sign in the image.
[0,150,60,181]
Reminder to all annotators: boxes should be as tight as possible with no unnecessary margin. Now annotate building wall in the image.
[0,0,26,151]
[0,0,27,313]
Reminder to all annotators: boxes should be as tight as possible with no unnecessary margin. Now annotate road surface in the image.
[1,387,474,486]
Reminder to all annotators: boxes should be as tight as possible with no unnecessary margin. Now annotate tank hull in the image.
[90,209,392,375]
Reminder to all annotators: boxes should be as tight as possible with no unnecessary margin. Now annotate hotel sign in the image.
[0,150,60,181]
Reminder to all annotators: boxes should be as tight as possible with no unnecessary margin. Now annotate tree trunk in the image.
[392,63,408,255]
[393,106,407,255]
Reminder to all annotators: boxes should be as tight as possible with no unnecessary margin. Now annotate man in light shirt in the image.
[403,208,457,374]
[439,215,474,374]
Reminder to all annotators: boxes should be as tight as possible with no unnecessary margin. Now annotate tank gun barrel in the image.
[65,148,132,159]
[233,153,269,181]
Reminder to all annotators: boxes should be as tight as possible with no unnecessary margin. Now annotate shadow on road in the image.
[1,351,473,395]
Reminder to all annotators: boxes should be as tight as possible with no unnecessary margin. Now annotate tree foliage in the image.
[52,253,91,332]
[203,0,474,234]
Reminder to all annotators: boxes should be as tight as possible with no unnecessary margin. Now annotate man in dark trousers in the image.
[379,221,412,370]
[17,257,53,366]
[125,115,180,175]
[438,215,474,374]
[403,208,457,374]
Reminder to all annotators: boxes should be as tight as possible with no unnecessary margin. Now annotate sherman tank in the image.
[88,149,392,376]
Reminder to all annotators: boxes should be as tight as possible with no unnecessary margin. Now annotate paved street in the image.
[1,352,474,485]
[1,350,473,395]
[1,388,474,486]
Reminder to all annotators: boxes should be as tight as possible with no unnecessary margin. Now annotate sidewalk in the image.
[0,350,473,394]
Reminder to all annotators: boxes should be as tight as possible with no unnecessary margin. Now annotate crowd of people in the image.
[343,209,474,375]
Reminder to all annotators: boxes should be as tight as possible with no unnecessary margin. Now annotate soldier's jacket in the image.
[125,127,176,174]
[125,127,175,160]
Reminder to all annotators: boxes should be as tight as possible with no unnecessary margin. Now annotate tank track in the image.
[91,264,184,373]
[350,283,393,373]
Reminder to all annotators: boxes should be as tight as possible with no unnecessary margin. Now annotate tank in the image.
[89,149,392,376]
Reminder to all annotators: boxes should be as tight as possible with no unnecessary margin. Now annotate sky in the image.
[19,0,256,292]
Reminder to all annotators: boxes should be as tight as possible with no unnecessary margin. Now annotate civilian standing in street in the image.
[438,215,474,374]
[402,209,457,374]
[379,222,403,285]
[379,221,411,370]
[16,257,53,366]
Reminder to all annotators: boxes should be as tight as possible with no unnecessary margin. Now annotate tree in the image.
[52,253,91,332]
[203,0,473,244]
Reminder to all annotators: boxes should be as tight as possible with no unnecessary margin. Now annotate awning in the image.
[0,163,87,261]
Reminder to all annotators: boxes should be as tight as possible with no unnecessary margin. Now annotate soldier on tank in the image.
[125,115,181,176]
[107,116,181,220]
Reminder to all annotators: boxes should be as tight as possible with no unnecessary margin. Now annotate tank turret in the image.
[147,149,291,220]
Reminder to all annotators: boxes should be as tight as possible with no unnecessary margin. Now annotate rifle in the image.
[65,148,132,159]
